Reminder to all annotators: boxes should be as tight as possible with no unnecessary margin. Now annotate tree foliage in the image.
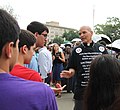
[94,17,120,42]
[0,5,18,19]
[62,30,79,41]
[52,36,64,44]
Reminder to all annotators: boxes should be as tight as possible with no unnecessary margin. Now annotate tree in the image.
[52,36,64,44]
[0,5,18,19]
[62,30,79,41]
[94,17,120,42]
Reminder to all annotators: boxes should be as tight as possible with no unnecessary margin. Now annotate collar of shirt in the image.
[38,46,47,52]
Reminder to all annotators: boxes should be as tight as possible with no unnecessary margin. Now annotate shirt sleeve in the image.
[66,48,77,70]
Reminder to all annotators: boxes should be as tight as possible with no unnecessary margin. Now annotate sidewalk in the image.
[56,91,74,110]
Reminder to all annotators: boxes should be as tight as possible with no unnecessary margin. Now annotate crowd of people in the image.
[0,9,120,110]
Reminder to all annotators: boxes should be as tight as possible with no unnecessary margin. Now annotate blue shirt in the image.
[24,53,39,73]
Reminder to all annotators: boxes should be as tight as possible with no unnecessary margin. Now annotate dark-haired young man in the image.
[27,21,52,84]
[0,9,58,110]
[10,29,42,82]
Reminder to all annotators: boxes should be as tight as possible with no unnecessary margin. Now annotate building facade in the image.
[45,21,78,42]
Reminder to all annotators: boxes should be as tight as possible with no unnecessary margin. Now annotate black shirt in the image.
[67,42,108,100]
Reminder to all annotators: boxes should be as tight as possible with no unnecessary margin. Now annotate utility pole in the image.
[93,5,95,32]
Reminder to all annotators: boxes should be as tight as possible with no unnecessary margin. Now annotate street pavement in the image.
[56,91,74,110]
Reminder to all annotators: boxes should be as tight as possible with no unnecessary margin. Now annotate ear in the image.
[91,31,93,35]
[34,32,39,39]
[5,42,14,58]
[21,45,28,54]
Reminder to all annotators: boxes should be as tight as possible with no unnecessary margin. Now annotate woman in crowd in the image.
[84,54,120,110]
[52,43,65,97]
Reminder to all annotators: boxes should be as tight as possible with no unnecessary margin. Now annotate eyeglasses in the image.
[41,34,48,38]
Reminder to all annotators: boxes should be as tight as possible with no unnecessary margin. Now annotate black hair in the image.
[27,21,49,34]
[84,55,120,110]
[0,9,20,56]
[65,44,71,48]
[19,29,36,51]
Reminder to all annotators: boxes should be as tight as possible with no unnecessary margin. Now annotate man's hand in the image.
[60,70,72,78]
[51,83,66,93]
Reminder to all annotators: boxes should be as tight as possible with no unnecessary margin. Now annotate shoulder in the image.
[72,45,83,54]
[94,43,108,53]
[10,65,27,74]
[17,78,53,94]
[0,75,57,109]
[94,42,106,47]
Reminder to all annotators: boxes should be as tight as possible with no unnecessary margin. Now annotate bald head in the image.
[79,26,93,43]
[79,26,93,33]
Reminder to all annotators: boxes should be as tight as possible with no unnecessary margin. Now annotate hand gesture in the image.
[60,70,72,78]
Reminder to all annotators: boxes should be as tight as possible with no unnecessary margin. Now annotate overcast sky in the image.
[1,0,120,30]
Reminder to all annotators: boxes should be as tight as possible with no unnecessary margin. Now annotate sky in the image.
[1,0,120,30]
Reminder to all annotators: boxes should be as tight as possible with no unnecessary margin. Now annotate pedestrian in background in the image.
[52,43,65,97]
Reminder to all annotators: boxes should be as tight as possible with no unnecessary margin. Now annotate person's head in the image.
[52,43,60,55]
[18,29,36,64]
[47,45,52,52]
[84,55,120,110]
[27,21,49,47]
[53,43,59,51]
[79,26,93,44]
[74,41,81,47]
[0,9,20,71]
[65,45,71,54]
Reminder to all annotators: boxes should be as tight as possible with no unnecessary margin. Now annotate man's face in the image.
[36,30,48,47]
[79,27,93,43]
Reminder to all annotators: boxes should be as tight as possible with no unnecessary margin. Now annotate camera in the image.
[56,53,60,58]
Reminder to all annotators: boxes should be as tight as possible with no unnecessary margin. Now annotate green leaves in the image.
[62,30,79,41]
[94,17,120,42]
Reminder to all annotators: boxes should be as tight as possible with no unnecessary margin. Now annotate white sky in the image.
[1,0,120,30]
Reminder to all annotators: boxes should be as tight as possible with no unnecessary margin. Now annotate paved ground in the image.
[56,91,74,110]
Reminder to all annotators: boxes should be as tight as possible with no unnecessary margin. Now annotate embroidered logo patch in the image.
[99,46,105,52]
[76,48,82,53]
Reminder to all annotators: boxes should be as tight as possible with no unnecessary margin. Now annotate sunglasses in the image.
[41,34,48,38]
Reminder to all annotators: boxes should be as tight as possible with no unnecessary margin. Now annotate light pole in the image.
[93,5,95,31]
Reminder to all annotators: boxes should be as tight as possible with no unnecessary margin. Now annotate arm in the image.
[60,48,76,78]
[58,52,65,63]
[51,84,66,93]
[60,68,75,78]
